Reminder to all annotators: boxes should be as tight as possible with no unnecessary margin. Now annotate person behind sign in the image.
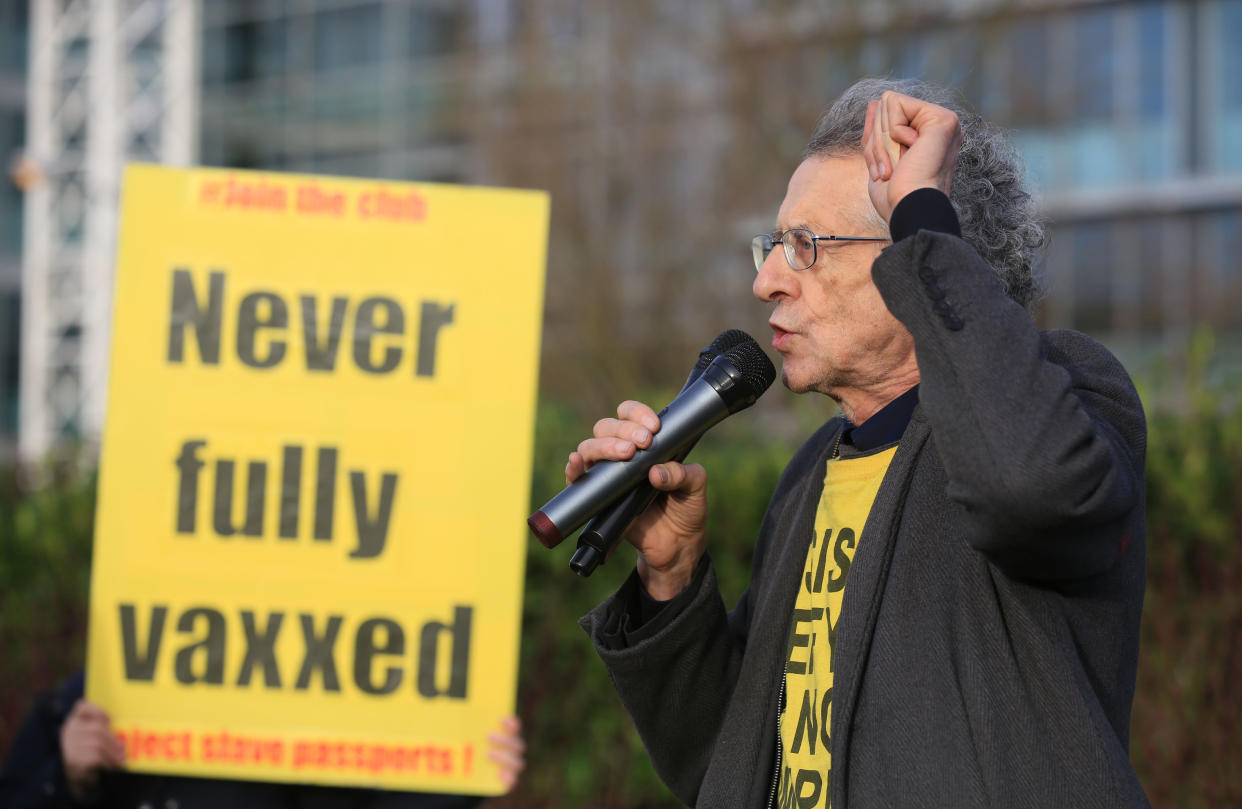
[568,77,1149,808]
[0,670,527,809]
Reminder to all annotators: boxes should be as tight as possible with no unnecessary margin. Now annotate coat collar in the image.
[830,406,931,807]
[745,408,931,809]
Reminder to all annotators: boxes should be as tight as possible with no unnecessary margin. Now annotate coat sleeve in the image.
[579,557,743,807]
[0,686,93,809]
[872,229,1146,582]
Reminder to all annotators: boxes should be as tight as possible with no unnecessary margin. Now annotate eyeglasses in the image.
[751,228,889,272]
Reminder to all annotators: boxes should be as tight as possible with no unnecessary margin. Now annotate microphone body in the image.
[529,345,771,549]
[568,330,753,574]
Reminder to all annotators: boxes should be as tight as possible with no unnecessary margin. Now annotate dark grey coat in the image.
[581,231,1149,808]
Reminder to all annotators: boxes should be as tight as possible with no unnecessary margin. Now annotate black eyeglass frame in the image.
[752,228,890,272]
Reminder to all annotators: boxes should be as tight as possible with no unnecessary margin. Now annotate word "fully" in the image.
[175,440,396,559]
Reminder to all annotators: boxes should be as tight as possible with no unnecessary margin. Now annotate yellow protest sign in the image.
[86,165,548,795]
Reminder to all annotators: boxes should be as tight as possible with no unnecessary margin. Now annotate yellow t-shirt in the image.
[775,445,898,809]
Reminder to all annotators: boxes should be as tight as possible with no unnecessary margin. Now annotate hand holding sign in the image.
[61,700,126,800]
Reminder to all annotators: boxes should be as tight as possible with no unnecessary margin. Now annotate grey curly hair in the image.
[804,77,1046,309]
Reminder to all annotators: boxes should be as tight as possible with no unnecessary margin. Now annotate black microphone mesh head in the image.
[722,335,777,396]
[693,328,752,374]
[708,328,752,354]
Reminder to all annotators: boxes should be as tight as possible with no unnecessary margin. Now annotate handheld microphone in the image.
[678,329,755,393]
[568,329,753,576]
[528,333,776,551]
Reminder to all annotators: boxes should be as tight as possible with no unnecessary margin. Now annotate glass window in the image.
[314,86,382,123]
[802,46,855,104]
[202,26,228,84]
[313,151,380,179]
[221,137,263,169]
[1072,9,1115,121]
[1214,0,1242,172]
[1137,6,1165,120]
[203,19,287,85]
[406,81,457,139]
[890,33,929,81]
[409,6,465,58]
[858,37,889,78]
[199,123,226,167]
[315,4,383,72]
[0,111,24,259]
[1012,132,1054,191]
[225,22,259,84]
[1221,1,1242,110]
[938,28,982,106]
[1066,8,1122,188]
[1003,4,1184,190]
[1131,3,1175,182]
[0,0,28,73]
[1072,222,1115,333]
[219,0,283,24]
[1008,18,1053,128]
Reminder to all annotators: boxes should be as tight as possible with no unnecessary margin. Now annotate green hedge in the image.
[2,348,1240,807]
[0,454,95,751]
[1131,332,1242,809]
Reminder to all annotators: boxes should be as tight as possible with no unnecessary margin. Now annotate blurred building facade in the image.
[1,2,27,453]
[9,0,1242,457]
[16,0,197,460]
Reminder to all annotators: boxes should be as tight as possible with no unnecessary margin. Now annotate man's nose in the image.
[753,248,795,302]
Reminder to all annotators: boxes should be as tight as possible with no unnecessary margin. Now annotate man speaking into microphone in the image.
[565,78,1149,808]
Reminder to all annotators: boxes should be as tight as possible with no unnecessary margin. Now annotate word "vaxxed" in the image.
[117,604,473,699]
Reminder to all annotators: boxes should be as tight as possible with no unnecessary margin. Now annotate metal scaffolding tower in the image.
[20,0,199,460]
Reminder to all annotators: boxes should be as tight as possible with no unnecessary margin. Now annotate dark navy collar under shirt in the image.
[839,384,920,453]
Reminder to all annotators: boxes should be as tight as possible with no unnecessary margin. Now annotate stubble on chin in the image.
[778,364,807,395]
[779,362,829,397]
